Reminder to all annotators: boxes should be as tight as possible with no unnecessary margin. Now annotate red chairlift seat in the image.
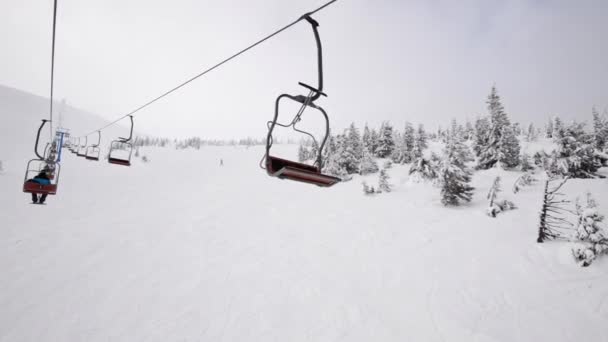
[266,156,340,187]
[23,181,57,195]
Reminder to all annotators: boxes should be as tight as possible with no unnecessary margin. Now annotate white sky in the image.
[1,0,607,138]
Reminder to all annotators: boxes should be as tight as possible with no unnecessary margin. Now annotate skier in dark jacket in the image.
[27,168,52,204]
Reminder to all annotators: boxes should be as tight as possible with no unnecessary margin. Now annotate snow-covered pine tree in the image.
[362,124,372,153]
[439,131,475,206]
[592,107,608,151]
[487,176,501,217]
[310,139,320,161]
[340,123,364,173]
[0,160,3,173]
[370,128,380,155]
[409,157,437,183]
[477,86,520,169]
[378,168,392,193]
[537,177,573,242]
[526,123,537,142]
[473,116,491,157]
[548,121,602,178]
[497,125,521,168]
[552,116,564,141]
[297,143,309,162]
[359,148,379,175]
[545,118,554,139]
[392,122,415,164]
[520,152,534,172]
[464,120,474,141]
[416,124,428,150]
[376,121,395,158]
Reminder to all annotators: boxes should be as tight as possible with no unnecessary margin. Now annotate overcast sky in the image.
[1,0,607,138]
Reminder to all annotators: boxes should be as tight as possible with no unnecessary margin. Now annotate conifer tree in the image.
[298,143,309,162]
[376,121,395,158]
[477,86,520,169]
[362,124,372,153]
[473,116,491,157]
[378,168,392,193]
[552,116,564,141]
[359,149,379,175]
[545,118,554,138]
[547,122,602,178]
[592,107,608,151]
[439,131,474,206]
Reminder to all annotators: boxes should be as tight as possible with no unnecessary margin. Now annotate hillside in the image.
[1,140,607,341]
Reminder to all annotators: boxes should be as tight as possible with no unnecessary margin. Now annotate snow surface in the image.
[2,86,608,341]
[1,142,608,342]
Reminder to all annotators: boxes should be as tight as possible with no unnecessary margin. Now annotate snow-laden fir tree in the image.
[409,157,437,183]
[487,176,501,217]
[340,123,363,173]
[545,117,554,138]
[520,152,534,172]
[525,123,537,142]
[477,86,520,169]
[473,116,491,157]
[439,131,475,206]
[552,116,564,141]
[362,124,373,153]
[572,193,608,266]
[370,128,380,155]
[297,143,309,162]
[546,121,602,178]
[359,148,379,175]
[392,122,415,164]
[592,107,608,151]
[378,168,392,193]
[464,120,474,141]
[376,121,395,158]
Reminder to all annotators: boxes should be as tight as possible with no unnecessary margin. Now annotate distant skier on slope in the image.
[26,167,51,204]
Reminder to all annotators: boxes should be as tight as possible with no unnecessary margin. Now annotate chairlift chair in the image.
[85,131,101,161]
[108,115,134,166]
[77,136,87,157]
[262,15,340,187]
[22,120,60,195]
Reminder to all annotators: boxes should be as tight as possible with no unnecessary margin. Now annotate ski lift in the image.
[85,131,101,161]
[23,120,60,195]
[262,15,340,187]
[76,136,87,157]
[108,115,134,166]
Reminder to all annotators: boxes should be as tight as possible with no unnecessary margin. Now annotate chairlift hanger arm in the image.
[34,119,49,160]
[119,116,134,143]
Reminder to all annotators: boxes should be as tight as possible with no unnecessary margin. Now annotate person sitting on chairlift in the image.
[26,167,52,204]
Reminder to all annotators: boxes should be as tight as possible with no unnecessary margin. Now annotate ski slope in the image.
[1,142,607,342]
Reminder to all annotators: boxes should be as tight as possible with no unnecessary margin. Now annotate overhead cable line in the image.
[77,0,338,138]
[49,0,58,139]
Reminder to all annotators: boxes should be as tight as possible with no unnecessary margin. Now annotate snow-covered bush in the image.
[408,157,437,183]
[520,153,534,172]
[383,160,393,169]
[362,182,377,195]
[141,155,149,163]
[572,193,608,267]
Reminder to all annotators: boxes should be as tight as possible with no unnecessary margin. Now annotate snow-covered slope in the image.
[1,142,607,341]
[0,85,133,169]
